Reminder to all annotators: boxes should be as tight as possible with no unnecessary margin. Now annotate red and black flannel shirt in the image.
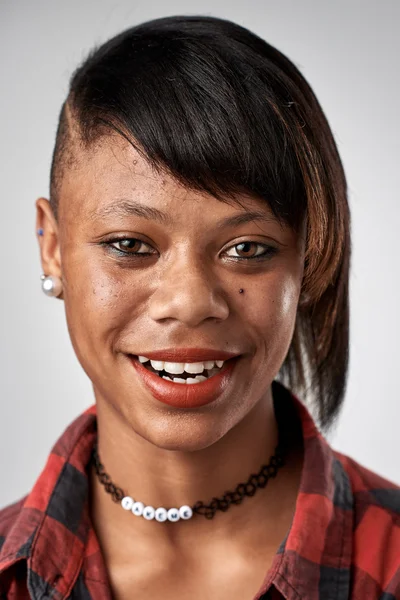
[0,381,399,599]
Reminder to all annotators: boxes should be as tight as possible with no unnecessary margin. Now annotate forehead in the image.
[61,133,164,209]
[58,132,283,226]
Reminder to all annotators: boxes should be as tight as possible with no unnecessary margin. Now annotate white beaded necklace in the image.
[91,437,286,522]
[121,496,193,522]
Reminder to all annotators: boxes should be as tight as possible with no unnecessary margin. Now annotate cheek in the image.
[244,273,300,355]
[61,255,138,359]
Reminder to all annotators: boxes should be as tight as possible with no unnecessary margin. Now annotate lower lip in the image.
[129,356,238,408]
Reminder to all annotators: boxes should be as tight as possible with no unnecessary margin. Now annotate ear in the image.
[35,197,64,301]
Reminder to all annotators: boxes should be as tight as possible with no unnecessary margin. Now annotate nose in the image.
[148,253,230,327]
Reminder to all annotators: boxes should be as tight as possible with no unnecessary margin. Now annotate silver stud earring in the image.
[40,274,63,297]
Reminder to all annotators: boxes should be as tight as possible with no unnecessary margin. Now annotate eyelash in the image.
[101,238,278,262]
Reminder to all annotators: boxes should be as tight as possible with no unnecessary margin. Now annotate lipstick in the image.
[133,348,238,362]
[128,349,240,409]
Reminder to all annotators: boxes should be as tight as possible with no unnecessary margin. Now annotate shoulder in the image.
[0,496,33,598]
[0,495,28,548]
[334,450,400,598]
[334,449,400,513]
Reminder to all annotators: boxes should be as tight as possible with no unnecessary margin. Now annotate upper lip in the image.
[129,348,241,362]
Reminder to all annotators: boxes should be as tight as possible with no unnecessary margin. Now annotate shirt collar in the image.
[0,405,97,599]
[0,382,354,600]
[256,382,354,600]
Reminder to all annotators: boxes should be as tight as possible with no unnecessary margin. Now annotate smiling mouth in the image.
[128,353,240,408]
[132,355,227,384]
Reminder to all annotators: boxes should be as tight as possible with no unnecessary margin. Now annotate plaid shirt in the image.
[0,381,399,599]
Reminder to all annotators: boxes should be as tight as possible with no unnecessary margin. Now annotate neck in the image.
[88,385,303,563]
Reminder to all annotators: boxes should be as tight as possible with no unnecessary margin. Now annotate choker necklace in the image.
[91,433,287,523]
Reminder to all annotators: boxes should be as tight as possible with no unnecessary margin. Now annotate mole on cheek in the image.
[239,288,244,294]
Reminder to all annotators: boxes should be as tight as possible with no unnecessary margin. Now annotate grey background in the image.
[1,0,399,509]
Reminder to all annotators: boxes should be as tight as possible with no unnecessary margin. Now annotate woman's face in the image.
[37,134,306,451]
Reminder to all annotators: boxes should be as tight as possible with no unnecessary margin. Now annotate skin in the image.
[36,132,306,599]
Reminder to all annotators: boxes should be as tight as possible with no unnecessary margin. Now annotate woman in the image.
[0,14,398,600]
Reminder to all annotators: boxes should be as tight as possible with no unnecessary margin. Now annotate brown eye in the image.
[115,239,144,252]
[225,242,276,259]
[105,238,156,256]
[235,242,258,258]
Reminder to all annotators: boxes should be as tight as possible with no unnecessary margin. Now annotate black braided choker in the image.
[91,431,287,523]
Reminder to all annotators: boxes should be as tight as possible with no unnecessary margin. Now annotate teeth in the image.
[187,376,207,384]
[164,362,185,375]
[162,376,173,381]
[184,362,204,374]
[139,356,226,374]
[150,360,164,371]
[166,375,208,385]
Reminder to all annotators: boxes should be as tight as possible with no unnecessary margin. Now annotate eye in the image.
[103,238,156,257]
[224,242,277,260]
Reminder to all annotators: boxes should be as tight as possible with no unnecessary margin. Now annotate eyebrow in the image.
[90,199,278,229]
[90,200,171,225]
[216,211,278,229]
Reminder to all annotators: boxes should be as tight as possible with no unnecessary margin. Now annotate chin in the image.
[134,413,232,453]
